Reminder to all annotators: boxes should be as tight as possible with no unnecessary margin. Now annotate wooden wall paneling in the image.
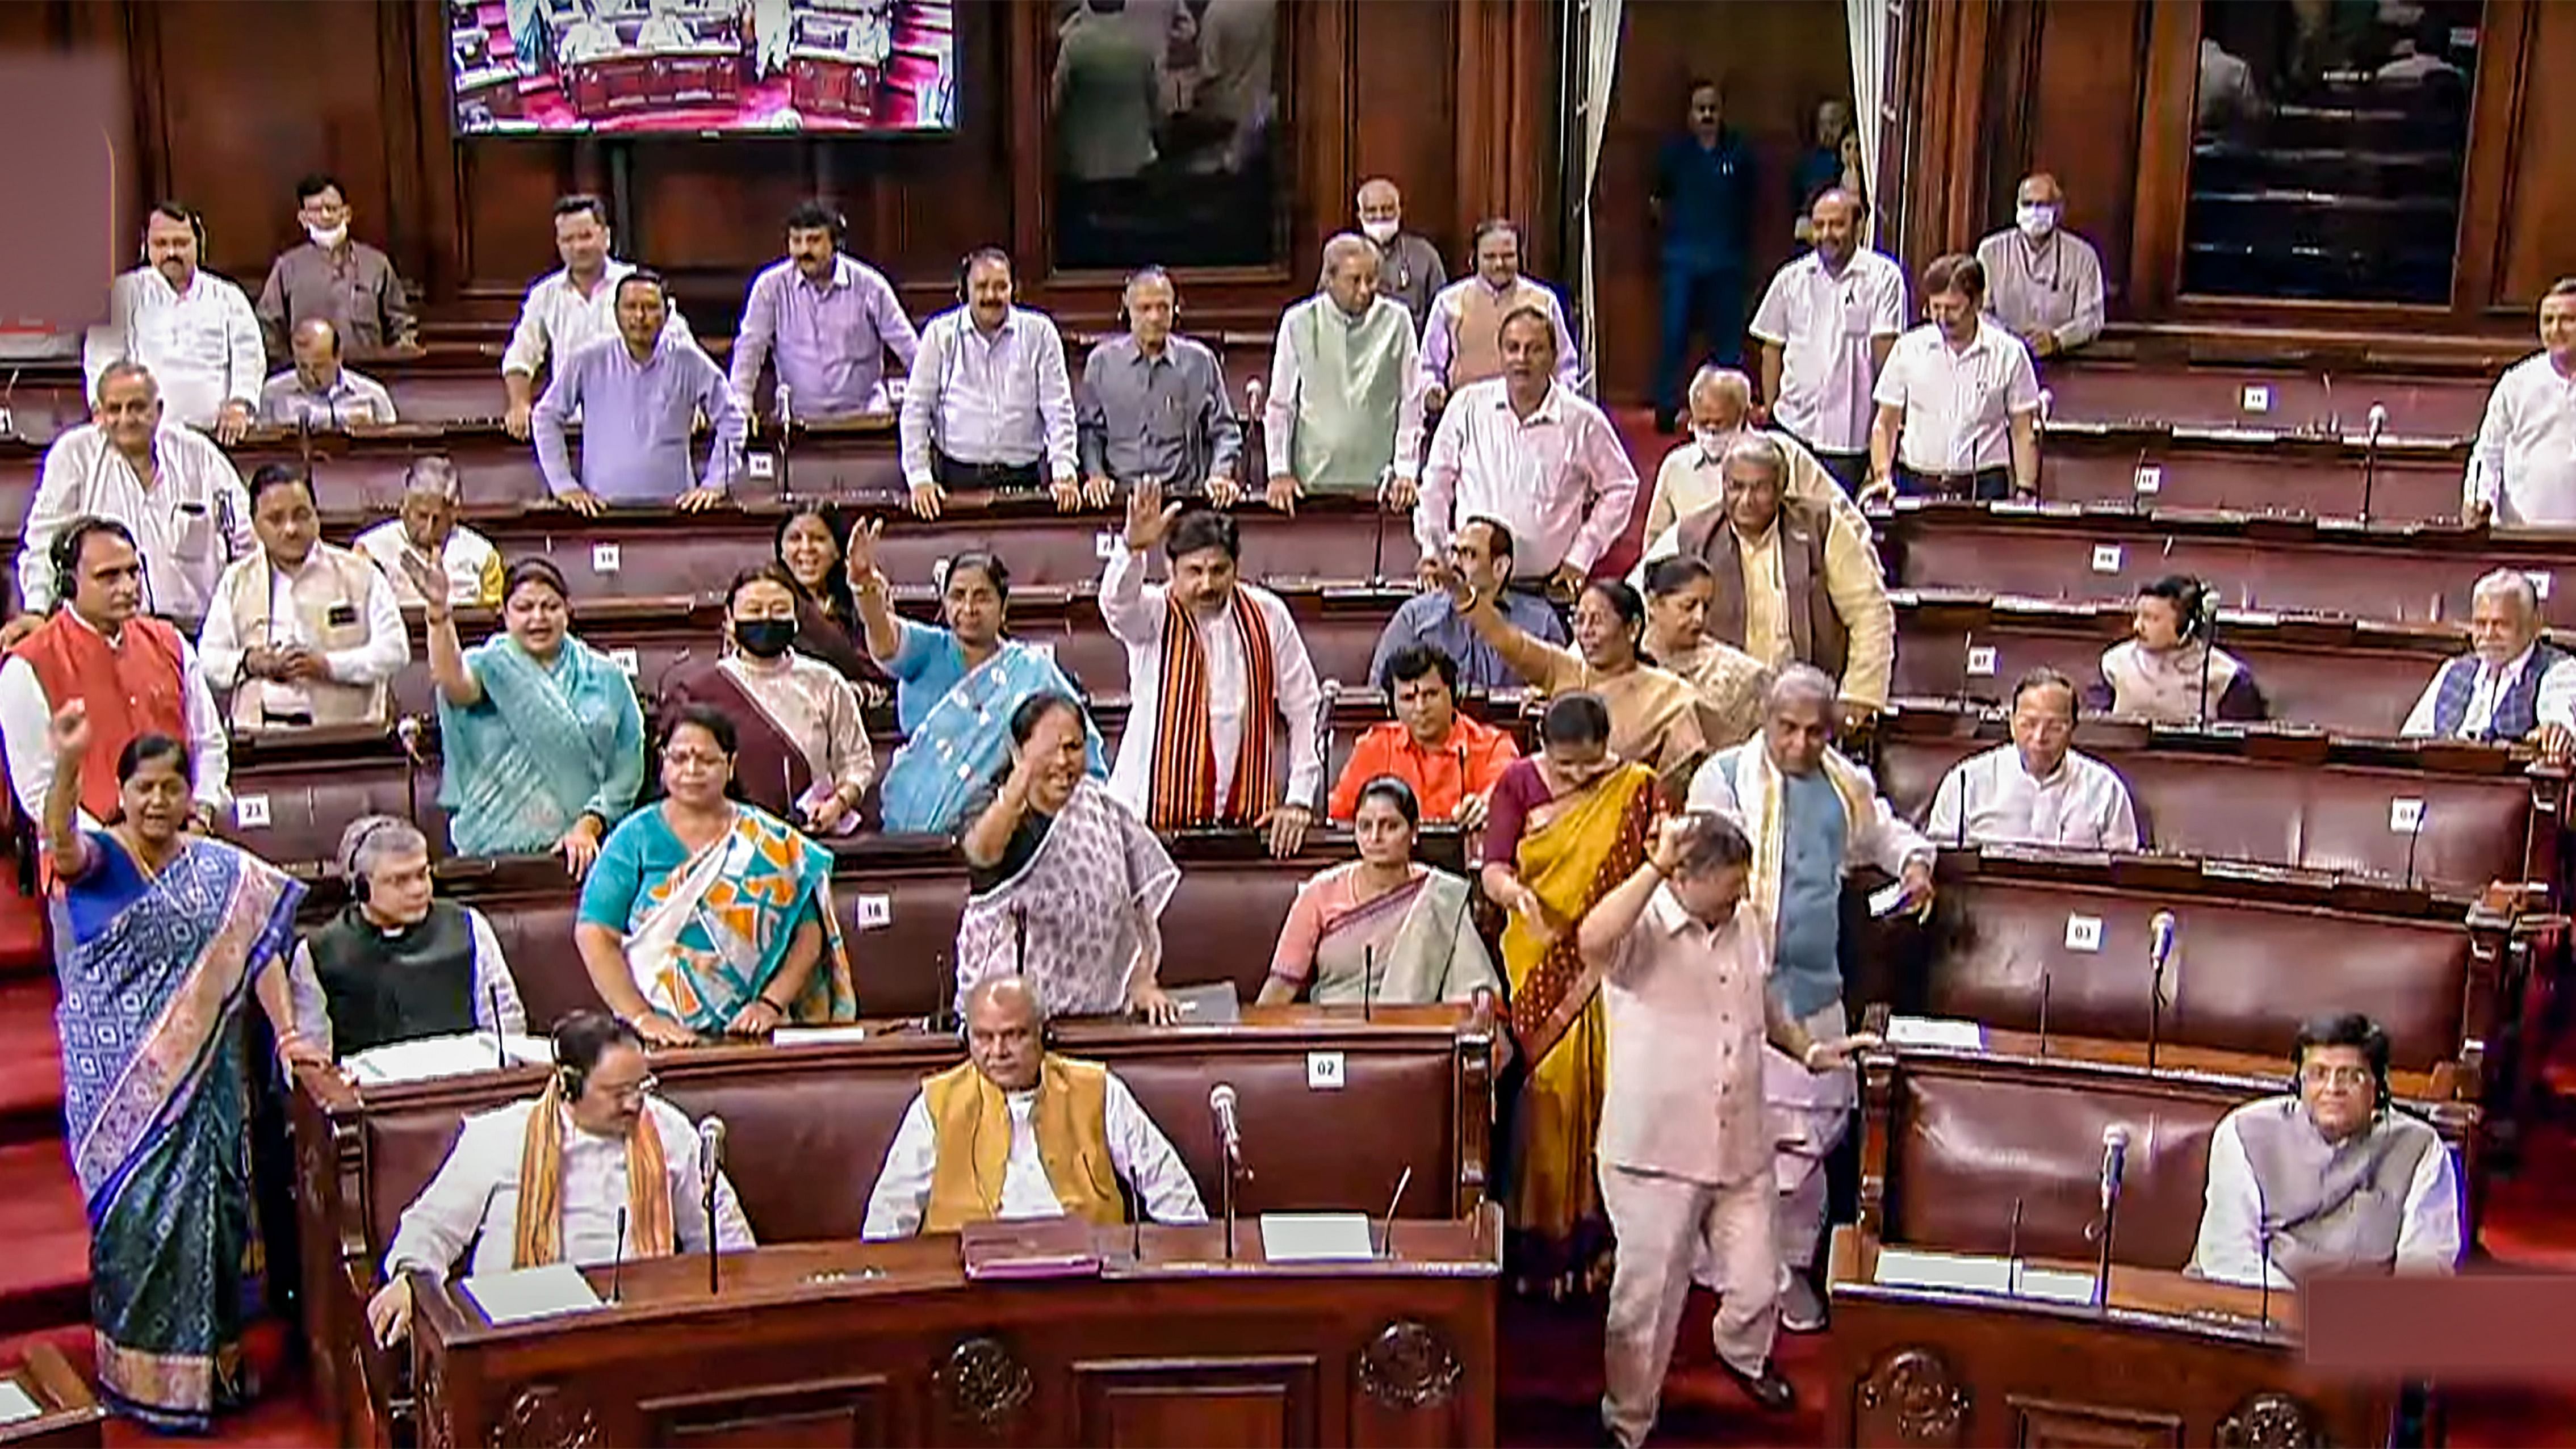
[1346,0,1459,271]
[1892,0,1992,276]
[1979,0,2043,227]
[1293,0,1354,278]
[1452,0,1559,280]
[2494,0,2576,308]
[2451,0,2531,316]
[2024,0,2148,313]
[2123,0,2201,320]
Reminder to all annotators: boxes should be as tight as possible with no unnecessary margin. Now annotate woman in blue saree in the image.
[842,521,1105,834]
[408,554,646,876]
[575,703,857,1047]
[40,705,322,1431]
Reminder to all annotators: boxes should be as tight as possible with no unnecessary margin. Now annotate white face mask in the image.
[2016,204,2058,241]
[1360,218,1399,244]
[1693,426,1733,460]
[307,223,349,249]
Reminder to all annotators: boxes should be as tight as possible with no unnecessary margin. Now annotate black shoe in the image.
[1722,1359,1797,1414]
[1653,409,1679,435]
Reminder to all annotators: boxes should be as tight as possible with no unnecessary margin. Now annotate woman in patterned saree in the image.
[1479,691,1661,1297]
[843,519,1105,835]
[955,691,1182,1023]
[41,705,322,1430]
[1260,776,1501,1007]
[576,703,856,1047]
[408,554,644,875]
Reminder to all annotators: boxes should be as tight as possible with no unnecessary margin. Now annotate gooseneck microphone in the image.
[699,1115,728,1295]
[1209,1082,1246,1260]
[2092,1123,2129,1310]
[2147,910,2176,1069]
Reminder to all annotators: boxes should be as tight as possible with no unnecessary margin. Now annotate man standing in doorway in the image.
[1649,79,1756,435]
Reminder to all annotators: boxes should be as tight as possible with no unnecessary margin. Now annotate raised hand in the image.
[845,516,884,583]
[47,699,89,762]
[397,551,451,619]
[1124,478,1178,554]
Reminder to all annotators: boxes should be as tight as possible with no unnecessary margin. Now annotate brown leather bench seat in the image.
[2041,431,2464,523]
[1875,702,2563,895]
[1892,591,2465,736]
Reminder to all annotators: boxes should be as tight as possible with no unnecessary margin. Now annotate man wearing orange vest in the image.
[0,516,228,828]
[860,976,1205,1238]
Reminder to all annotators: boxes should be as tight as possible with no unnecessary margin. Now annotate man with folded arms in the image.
[1079,267,1242,509]
[1581,811,1874,1440]
[2400,569,2576,756]
[532,270,742,518]
[1327,643,1519,830]
[729,200,919,421]
[365,1011,755,1345]
[862,977,1206,1239]
[899,248,1079,520]
[1264,233,1425,514]
[1924,667,2141,850]
[2189,1012,2461,1288]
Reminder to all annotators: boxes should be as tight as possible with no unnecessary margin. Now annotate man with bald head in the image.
[1749,189,1907,494]
[2401,568,2576,758]
[1687,664,1932,1332]
[1975,172,2106,358]
[1079,267,1241,507]
[259,317,398,429]
[1638,366,1861,543]
[862,977,1208,1239]
[1263,233,1425,514]
[1354,178,1446,325]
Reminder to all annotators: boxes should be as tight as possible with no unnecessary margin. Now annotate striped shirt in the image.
[899,306,1079,487]
[1871,319,2042,474]
[532,334,745,501]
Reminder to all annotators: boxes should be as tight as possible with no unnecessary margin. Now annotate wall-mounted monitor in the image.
[449,0,956,135]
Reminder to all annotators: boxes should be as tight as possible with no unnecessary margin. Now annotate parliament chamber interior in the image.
[0,0,2572,1445]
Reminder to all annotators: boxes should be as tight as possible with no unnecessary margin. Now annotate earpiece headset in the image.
[340,815,407,904]
[955,247,1012,304]
[137,203,207,262]
[552,1012,643,1100]
[49,516,132,610]
[2289,1019,2393,1115]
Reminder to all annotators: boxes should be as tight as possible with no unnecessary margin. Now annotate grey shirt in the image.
[1077,334,1244,486]
[1378,233,1448,328]
[258,366,398,428]
[255,240,417,355]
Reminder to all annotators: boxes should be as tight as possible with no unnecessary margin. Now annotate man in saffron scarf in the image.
[1685,665,1932,1333]
[1101,480,1325,859]
[1478,691,1661,1295]
[366,1011,755,1346]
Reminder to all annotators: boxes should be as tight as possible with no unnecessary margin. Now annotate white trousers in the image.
[1599,1163,1779,1449]
[1769,1000,1854,1274]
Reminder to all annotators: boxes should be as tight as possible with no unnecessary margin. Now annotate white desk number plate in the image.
[854,893,892,929]
[1966,646,1998,677]
[2527,571,2554,601]
[2133,465,2163,495]
[590,542,621,574]
[2390,798,2425,834]
[234,794,271,830]
[2089,543,2123,573]
[1095,531,1121,559]
[1306,1051,1346,1090]
[747,453,776,479]
[2064,914,2103,953]
[608,647,639,676]
[2240,384,2273,413]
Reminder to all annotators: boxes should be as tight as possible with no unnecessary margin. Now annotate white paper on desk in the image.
[2014,1266,2100,1304]
[1259,1212,1376,1262]
[0,1379,40,1425]
[772,1024,870,1046]
[345,1032,552,1084]
[1883,1016,1987,1052]
[1874,1249,2097,1305]
[462,1262,604,1326]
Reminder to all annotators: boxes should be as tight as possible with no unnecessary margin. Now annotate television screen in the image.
[449,0,957,135]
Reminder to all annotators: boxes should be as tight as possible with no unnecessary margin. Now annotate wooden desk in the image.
[1821,1228,2396,1448]
[0,1346,103,1447]
[407,1215,1500,1448]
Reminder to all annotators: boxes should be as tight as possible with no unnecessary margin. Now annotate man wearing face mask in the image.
[354,457,506,609]
[1923,667,2140,850]
[1636,367,1862,547]
[84,202,265,443]
[256,174,417,359]
[258,318,397,429]
[1353,178,1446,326]
[1103,481,1324,859]
[198,464,407,732]
[1974,172,2105,359]
[1263,233,1425,515]
[730,200,919,421]
[1749,190,1907,495]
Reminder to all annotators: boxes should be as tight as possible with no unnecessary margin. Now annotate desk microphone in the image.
[1209,1083,1246,1173]
[2147,910,2176,1069]
[610,1205,628,1304]
[2255,1173,2275,1329]
[1379,1166,1412,1261]
[490,984,508,1070]
[2092,1124,2129,1309]
[2038,970,2052,1056]
[1361,944,1375,1022]
[699,1115,728,1295]
[2402,805,2428,891]
[1012,904,1029,979]
[774,384,795,501]
[2005,1195,2024,1295]
[2361,402,2388,524]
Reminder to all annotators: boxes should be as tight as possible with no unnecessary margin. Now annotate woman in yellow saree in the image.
[1478,692,1660,1296]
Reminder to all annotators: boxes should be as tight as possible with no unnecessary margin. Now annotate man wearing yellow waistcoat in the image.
[196,463,407,732]
[862,977,1205,1238]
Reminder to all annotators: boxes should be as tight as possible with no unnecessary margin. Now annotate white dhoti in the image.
[1766,1000,1855,1274]
[1599,1163,1779,1448]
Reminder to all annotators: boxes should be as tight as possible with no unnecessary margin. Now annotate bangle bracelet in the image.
[757,995,790,1015]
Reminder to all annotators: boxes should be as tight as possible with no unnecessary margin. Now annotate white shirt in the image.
[1871,319,2043,474]
[500,259,696,379]
[285,905,527,1057]
[899,306,1079,487]
[18,423,254,618]
[194,545,410,719]
[383,1096,755,1282]
[1261,294,1425,482]
[354,520,502,608]
[1921,743,2141,851]
[2465,352,2576,526]
[1748,249,1908,452]
[2399,644,2576,738]
[82,266,265,428]
[1100,546,1325,816]
[258,366,399,429]
[860,1069,1208,1239]
[1411,378,1640,578]
[0,610,230,820]
[2188,1107,2461,1289]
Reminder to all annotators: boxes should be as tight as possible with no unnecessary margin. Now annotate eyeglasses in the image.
[2299,1065,2372,1090]
[662,751,730,769]
[597,1074,657,1105]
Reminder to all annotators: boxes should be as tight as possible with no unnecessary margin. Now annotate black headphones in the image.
[50,516,132,609]
[554,1011,645,1100]
[2289,1017,2393,1114]
[956,247,1011,304]
[138,203,208,261]
[340,815,408,905]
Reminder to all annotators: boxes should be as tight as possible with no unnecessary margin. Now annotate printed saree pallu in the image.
[53,836,302,1430]
[623,807,857,1033]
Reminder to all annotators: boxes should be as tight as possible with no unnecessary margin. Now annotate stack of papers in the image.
[346,1032,552,1084]
[0,1379,41,1425]
[1873,1247,2096,1305]
[772,1024,870,1046]
[461,1262,604,1325]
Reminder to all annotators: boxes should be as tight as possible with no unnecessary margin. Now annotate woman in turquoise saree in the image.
[575,703,856,1046]
[408,553,644,875]
[40,707,322,1431]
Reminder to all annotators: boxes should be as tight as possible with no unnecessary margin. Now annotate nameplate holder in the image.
[2089,543,2123,573]
[2526,571,2553,602]
[2133,465,2163,495]
[2389,798,2425,833]
[2240,384,2273,413]
[853,893,892,929]
[1094,531,1122,560]
[591,542,621,574]
[2063,914,2103,952]
[608,647,639,677]
[1966,645,1998,677]
[234,794,271,829]
[1306,1051,1346,1090]
[747,453,776,479]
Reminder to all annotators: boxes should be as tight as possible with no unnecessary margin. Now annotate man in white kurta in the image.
[1748,189,1908,493]
[82,206,264,438]
[1924,667,2141,850]
[1101,482,1325,858]
[196,468,409,731]
[862,978,1206,1239]
[2399,568,2576,751]
[2464,279,2576,527]
[11,362,253,626]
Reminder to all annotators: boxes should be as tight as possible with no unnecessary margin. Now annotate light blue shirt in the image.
[1773,768,1848,1020]
[533,333,745,502]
